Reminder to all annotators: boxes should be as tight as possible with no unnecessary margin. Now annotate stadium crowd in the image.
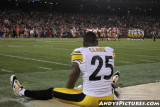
[0,9,160,38]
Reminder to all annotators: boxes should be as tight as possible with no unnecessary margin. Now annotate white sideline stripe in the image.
[118,61,132,63]
[139,60,155,63]
[0,69,13,73]
[8,45,24,48]
[38,67,52,70]
[33,45,54,48]
[2,54,71,66]
[7,45,72,51]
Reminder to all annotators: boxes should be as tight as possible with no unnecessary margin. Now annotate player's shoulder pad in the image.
[71,47,83,63]
[105,47,114,52]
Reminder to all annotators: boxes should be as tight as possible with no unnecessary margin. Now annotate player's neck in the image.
[84,43,98,47]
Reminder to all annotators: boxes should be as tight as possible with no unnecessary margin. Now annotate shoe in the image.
[10,75,24,96]
[112,71,120,88]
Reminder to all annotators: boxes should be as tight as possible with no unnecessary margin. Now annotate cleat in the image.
[112,71,120,88]
[10,75,24,96]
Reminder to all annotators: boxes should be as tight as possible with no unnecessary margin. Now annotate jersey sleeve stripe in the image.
[71,53,82,55]
[71,51,82,55]
[113,51,116,60]
[72,54,83,61]
[72,51,81,54]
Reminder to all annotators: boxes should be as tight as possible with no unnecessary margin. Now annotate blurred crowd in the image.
[0,9,160,38]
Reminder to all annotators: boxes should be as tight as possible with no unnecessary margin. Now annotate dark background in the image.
[0,0,160,15]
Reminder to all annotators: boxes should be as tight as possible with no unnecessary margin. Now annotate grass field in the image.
[0,38,160,106]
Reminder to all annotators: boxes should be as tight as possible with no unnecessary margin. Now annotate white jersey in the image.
[134,30,137,35]
[71,46,115,97]
[128,30,130,34]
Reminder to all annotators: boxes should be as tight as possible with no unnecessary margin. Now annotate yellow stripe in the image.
[53,88,82,94]
[113,54,116,60]
[113,51,116,60]
[72,54,83,61]
[53,91,113,107]
[16,81,21,87]
[72,51,81,54]
[112,76,118,82]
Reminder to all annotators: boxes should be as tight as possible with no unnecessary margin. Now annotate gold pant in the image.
[53,88,114,107]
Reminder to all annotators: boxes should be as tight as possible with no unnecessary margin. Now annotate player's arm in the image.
[66,62,80,89]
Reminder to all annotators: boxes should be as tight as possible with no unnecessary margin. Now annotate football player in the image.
[107,28,112,41]
[115,28,119,41]
[128,29,131,40]
[10,32,120,107]
[100,28,106,41]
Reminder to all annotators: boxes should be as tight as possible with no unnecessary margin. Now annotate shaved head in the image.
[83,32,98,47]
